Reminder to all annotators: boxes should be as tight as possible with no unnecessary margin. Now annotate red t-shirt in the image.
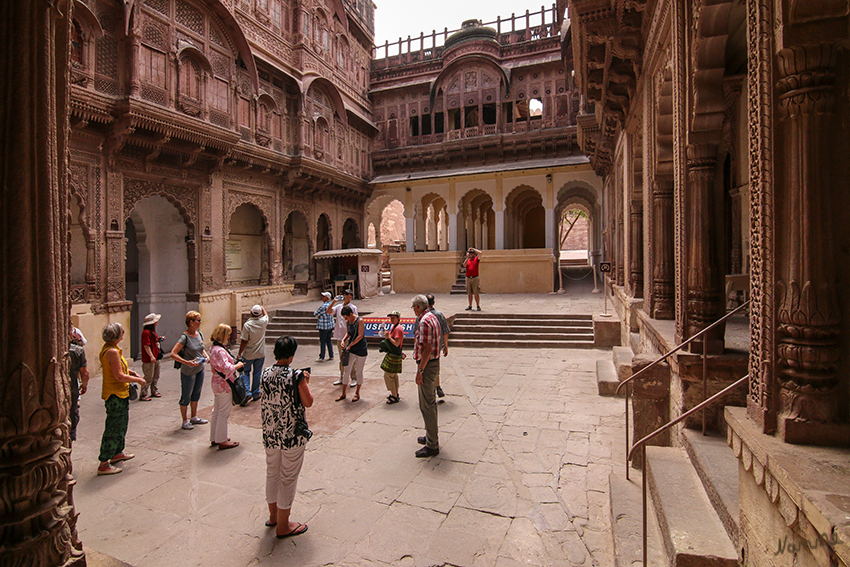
[141,329,160,363]
[465,256,480,278]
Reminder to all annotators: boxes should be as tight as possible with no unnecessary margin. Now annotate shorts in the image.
[466,276,480,295]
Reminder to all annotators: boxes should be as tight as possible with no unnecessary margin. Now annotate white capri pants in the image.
[265,444,306,509]
[343,353,367,385]
[210,391,232,444]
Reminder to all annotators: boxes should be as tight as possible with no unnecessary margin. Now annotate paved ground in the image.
[73,284,627,566]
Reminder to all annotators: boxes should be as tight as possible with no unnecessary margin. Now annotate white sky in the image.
[373,0,554,49]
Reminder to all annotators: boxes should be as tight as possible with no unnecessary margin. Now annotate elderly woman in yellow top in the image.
[97,322,146,476]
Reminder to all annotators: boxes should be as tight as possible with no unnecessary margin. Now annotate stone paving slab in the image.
[72,291,626,567]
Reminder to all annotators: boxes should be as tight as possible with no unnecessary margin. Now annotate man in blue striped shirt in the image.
[313,292,334,363]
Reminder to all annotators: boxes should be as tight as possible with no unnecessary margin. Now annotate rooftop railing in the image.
[372,4,559,67]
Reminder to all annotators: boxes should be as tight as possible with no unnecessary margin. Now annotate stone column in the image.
[129,28,141,98]
[405,216,414,252]
[414,209,426,251]
[651,177,675,319]
[629,199,644,298]
[448,212,457,251]
[544,207,555,250]
[0,1,86,565]
[774,43,848,445]
[481,211,488,250]
[685,143,724,354]
[494,209,505,249]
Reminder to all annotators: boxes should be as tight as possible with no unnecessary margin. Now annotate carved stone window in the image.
[71,21,84,64]
[140,46,166,87]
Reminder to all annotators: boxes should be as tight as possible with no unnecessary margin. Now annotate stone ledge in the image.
[725,407,850,566]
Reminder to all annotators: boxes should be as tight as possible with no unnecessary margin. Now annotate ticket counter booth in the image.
[313,248,383,298]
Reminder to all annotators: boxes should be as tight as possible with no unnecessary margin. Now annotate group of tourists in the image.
[71,247,482,538]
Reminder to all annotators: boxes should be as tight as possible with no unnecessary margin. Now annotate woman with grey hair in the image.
[97,322,146,475]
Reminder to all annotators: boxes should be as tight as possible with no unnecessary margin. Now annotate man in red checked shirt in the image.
[462,247,482,311]
[411,294,441,458]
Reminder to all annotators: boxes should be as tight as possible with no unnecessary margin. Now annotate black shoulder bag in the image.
[292,369,312,441]
[211,340,248,405]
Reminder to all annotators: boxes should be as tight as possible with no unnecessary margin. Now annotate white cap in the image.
[251,304,263,316]
[321,292,332,300]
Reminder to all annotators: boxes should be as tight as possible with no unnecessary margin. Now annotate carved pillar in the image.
[686,143,724,354]
[105,172,126,306]
[651,177,675,319]
[129,29,141,98]
[186,237,198,297]
[494,209,505,249]
[84,228,96,292]
[629,199,644,298]
[615,178,625,286]
[448,212,457,251]
[414,208,426,251]
[0,1,85,565]
[405,215,414,252]
[774,43,848,445]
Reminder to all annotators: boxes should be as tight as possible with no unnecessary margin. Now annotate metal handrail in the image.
[627,374,749,567]
[618,299,750,479]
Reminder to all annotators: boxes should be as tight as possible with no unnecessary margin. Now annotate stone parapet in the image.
[726,407,850,567]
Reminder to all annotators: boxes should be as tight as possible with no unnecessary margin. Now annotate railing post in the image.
[625,382,631,480]
[642,445,648,567]
[702,347,708,435]
[496,15,501,34]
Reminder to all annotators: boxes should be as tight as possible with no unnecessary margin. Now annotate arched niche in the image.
[227,203,267,286]
[283,210,310,281]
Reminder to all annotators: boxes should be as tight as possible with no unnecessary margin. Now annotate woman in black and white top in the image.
[261,336,313,539]
[335,304,367,402]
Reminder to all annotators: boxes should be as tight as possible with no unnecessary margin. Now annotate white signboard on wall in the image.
[225,239,242,270]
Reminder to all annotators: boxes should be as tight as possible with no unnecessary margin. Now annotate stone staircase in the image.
[449,312,595,348]
[264,309,412,347]
[605,345,742,566]
[450,265,466,294]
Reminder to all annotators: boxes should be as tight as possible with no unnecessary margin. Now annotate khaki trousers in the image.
[417,359,439,449]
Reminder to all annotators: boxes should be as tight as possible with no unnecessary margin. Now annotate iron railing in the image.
[627,375,749,566]
[615,299,751,479]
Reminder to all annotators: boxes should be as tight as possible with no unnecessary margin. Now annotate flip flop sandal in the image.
[351,395,360,402]
[152,392,162,398]
[218,441,239,450]
[276,523,308,539]
[335,394,346,402]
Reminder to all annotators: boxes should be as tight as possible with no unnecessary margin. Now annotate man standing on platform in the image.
[462,247,482,311]
[238,304,269,404]
[412,294,440,458]
[313,292,335,363]
[425,293,450,398]
[328,289,357,387]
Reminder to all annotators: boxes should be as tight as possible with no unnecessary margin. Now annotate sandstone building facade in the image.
[565,0,850,565]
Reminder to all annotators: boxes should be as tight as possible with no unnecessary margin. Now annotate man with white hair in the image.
[313,292,334,363]
[238,304,269,403]
[412,294,441,458]
[327,289,358,387]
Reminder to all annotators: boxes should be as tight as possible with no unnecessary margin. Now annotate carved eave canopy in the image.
[567,0,646,176]
[286,156,371,204]
[124,99,241,152]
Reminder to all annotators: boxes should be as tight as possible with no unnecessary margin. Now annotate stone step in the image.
[451,318,593,327]
[681,429,740,549]
[646,446,739,567]
[612,345,634,382]
[609,472,667,567]
[453,313,593,321]
[596,359,622,396]
[450,324,593,334]
[448,338,595,348]
[449,331,594,341]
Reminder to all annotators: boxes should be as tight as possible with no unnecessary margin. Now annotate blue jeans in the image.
[318,329,333,360]
[179,369,205,406]
[242,357,264,400]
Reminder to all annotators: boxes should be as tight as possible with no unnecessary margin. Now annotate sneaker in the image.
[182,420,194,430]
[97,463,122,475]
[110,453,135,463]
[315,357,325,363]
[333,379,343,386]
[465,306,473,311]
[436,386,445,398]
[190,417,208,425]
[476,306,481,311]
[349,381,357,388]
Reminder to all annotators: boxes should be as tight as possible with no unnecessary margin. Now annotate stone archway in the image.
[283,210,310,281]
[505,185,544,249]
[126,195,192,358]
[341,217,362,249]
[226,203,267,286]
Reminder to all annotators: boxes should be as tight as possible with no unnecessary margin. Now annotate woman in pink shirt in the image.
[209,324,244,449]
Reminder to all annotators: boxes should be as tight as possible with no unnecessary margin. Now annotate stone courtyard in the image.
[71,293,626,567]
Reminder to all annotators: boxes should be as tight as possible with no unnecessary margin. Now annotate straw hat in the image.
[144,313,161,325]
